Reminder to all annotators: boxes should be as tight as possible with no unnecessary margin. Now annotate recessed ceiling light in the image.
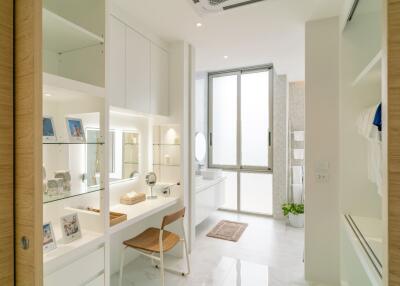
[196,22,203,27]
[223,55,229,59]
[44,93,52,97]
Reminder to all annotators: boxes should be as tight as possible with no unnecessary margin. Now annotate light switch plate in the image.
[316,172,329,183]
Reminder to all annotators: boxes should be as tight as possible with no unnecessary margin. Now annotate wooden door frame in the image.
[14,0,43,285]
[388,1,400,284]
[0,0,14,285]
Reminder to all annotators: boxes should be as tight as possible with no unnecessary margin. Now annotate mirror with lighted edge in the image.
[87,129,140,186]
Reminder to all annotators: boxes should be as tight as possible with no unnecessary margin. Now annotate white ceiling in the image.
[113,0,341,81]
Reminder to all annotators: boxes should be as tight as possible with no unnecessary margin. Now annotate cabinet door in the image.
[126,27,150,113]
[150,43,169,116]
[109,16,126,108]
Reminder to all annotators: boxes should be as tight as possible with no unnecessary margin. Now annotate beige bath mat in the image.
[207,220,248,242]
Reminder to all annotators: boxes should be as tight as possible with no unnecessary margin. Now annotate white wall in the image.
[195,72,208,167]
[304,17,340,285]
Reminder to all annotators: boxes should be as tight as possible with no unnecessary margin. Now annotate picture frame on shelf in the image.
[43,116,57,142]
[66,117,86,143]
[43,222,57,253]
[60,213,82,243]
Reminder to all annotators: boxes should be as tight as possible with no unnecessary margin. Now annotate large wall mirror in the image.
[87,129,139,186]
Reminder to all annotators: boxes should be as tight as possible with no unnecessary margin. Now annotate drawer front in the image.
[85,273,104,286]
[44,247,104,286]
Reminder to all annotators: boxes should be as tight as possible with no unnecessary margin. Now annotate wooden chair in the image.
[118,207,190,286]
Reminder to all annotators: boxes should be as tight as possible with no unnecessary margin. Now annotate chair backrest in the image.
[161,207,185,229]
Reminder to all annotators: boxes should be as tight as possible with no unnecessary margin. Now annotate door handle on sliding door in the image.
[268,130,272,147]
[209,132,213,147]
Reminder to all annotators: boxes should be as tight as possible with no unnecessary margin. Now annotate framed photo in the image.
[43,222,57,252]
[60,213,82,243]
[43,116,57,142]
[66,117,86,143]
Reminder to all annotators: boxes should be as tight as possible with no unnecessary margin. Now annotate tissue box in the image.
[120,192,146,205]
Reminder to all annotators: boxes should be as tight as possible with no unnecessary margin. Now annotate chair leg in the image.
[183,237,190,275]
[182,220,190,275]
[119,246,127,286]
[160,249,165,286]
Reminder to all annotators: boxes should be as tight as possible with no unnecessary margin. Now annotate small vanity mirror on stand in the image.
[145,172,157,199]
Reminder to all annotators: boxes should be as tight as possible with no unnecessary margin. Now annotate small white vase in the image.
[288,213,304,228]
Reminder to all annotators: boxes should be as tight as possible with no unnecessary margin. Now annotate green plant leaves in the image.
[281,203,304,216]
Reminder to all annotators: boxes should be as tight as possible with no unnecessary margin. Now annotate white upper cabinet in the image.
[108,15,169,116]
[109,16,126,107]
[125,27,151,114]
[150,43,169,116]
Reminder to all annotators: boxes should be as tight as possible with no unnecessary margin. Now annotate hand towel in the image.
[292,166,303,184]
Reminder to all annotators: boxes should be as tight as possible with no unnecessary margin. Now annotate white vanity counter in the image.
[196,175,226,193]
[109,196,179,234]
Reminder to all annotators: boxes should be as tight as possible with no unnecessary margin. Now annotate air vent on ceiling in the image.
[190,0,267,14]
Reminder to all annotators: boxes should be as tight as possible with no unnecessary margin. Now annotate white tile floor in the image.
[111,211,310,286]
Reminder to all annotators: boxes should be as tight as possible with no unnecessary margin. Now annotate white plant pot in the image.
[288,213,304,228]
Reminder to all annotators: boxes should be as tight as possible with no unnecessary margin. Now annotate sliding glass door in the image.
[209,66,273,215]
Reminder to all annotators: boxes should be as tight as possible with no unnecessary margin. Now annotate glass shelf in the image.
[43,185,104,204]
[153,143,180,146]
[124,161,139,164]
[153,163,180,167]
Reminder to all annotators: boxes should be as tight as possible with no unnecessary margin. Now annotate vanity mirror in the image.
[195,132,207,163]
[87,129,139,185]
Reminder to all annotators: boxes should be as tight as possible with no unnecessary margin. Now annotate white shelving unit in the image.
[42,1,107,285]
[42,1,190,285]
[340,0,385,284]
[43,8,104,54]
[342,215,382,286]
[43,73,105,99]
[352,50,382,87]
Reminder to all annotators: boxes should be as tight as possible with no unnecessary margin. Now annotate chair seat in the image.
[123,227,180,253]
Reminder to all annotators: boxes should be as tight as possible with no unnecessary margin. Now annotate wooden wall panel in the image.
[0,0,14,285]
[14,0,43,285]
[388,0,400,285]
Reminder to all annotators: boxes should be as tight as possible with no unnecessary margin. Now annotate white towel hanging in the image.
[293,131,304,141]
[293,149,304,160]
[292,166,303,184]
[292,184,303,204]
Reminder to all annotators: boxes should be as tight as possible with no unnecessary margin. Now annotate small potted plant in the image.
[282,203,304,228]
